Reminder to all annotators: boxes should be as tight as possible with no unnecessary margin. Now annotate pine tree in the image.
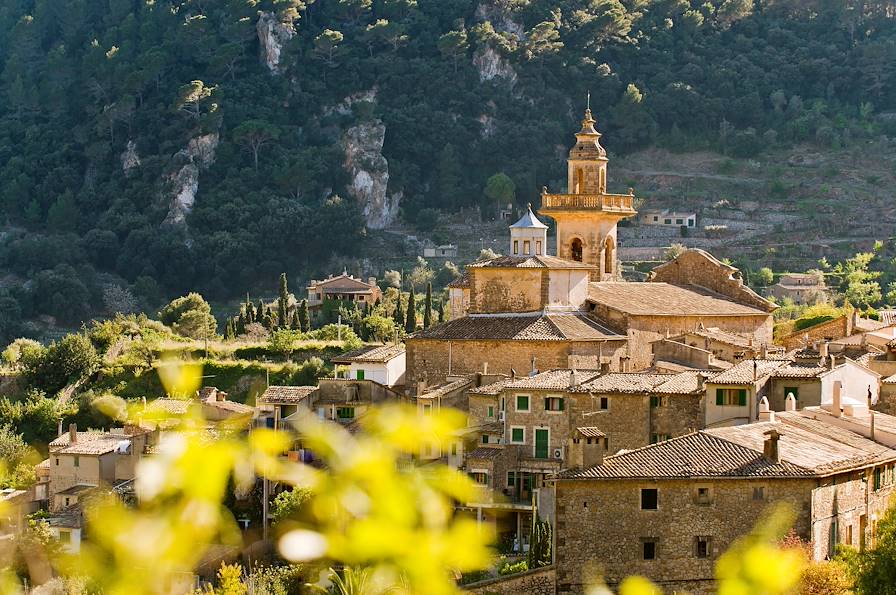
[299,299,311,332]
[278,272,289,328]
[405,288,416,333]
[423,282,433,329]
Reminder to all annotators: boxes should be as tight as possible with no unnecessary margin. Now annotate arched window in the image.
[604,236,615,276]
[571,238,584,262]
[576,168,584,194]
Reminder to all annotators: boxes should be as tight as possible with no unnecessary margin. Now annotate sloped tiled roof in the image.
[409,313,624,341]
[676,327,755,349]
[588,283,769,316]
[574,373,673,394]
[469,377,514,396]
[466,447,504,460]
[560,417,896,480]
[654,371,708,395]
[576,427,606,438]
[706,359,790,385]
[506,369,601,391]
[470,255,596,270]
[258,386,317,404]
[417,377,474,400]
[147,398,192,415]
[883,373,896,385]
[332,343,405,364]
[446,271,470,289]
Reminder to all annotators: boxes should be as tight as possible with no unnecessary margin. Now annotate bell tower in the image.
[539,105,637,281]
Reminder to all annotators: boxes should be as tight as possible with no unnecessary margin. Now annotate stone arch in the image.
[604,236,615,276]
[570,237,584,262]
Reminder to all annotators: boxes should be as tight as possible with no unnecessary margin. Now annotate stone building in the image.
[407,112,776,385]
[552,407,896,594]
[767,272,827,305]
[306,272,382,310]
[332,343,406,386]
[539,108,636,280]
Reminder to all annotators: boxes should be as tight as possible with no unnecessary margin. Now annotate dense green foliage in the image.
[3,0,896,336]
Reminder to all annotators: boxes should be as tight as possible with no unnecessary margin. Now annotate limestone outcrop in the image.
[342,121,398,229]
[163,132,219,226]
[256,12,295,74]
[120,140,140,176]
[473,46,517,84]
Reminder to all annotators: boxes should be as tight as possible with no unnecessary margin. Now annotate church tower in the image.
[539,107,637,281]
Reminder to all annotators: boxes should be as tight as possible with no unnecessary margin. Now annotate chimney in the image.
[621,356,629,373]
[831,380,842,417]
[819,342,829,359]
[752,359,758,381]
[57,419,63,438]
[828,354,836,370]
[600,361,610,374]
[569,369,579,389]
[482,362,489,375]
[758,396,775,422]
[785,392,797,412]
[69,423,77,444]
[763,429,782,463]
[696,373,705,391]
[760,344,769,359]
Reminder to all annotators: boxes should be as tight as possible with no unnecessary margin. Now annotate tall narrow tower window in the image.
[571,238,584,262]
[513,240,519,255]
[599,168,606,193]
[576,169,584,194]
[604,237,615,276]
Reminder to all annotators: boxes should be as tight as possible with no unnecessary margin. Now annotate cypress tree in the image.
[237,312,246,335]
[278,272,289,328]
[438,300,445,323]
[299,299,311,332]
[224,319,235,340]
[257,300,265,324]
[393,294,405,328]
[423,282,433,329]
[291,311,300,330]
[246,301,255,324]
[405,288,416,333]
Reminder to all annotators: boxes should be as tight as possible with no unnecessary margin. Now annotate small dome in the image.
[510,204,548,229]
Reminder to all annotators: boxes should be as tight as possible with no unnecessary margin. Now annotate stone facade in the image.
[465,566,555,595]
[405,338,627,388]
[554,478,815,594]
[470,268,545,314]
[779,315,853,351]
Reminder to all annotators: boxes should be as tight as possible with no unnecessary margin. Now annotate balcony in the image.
[540,192,636,213]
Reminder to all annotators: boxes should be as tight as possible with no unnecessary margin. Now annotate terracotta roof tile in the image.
[588,282,770,316]
[506,370,600,391]
[466,447,504,460]
[576,427,606,438]
[409,313,624,341]
[417,377,474,399]
[574,373,673,394]
[332,343,405,364]
[707,359,789,385]
[259,386,317,404]
[469,378,515,396]
[446,271,470,289]
[470,255,596,270]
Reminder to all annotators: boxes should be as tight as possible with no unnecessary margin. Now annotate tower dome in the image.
[509,204,548,257]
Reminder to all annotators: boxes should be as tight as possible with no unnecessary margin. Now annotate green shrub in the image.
[498,559,528,576]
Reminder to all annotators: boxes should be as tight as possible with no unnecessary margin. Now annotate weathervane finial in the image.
[587,90,591,110]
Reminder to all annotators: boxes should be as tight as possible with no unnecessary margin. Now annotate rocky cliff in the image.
[256,12,295,74]
[342,121,399,229]
[473,46,517,85]
[163,132,219,226]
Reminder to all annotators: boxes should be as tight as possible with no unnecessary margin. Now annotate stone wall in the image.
[405,339,627,386]
[470,269,544,314]
[652,339,714,368]
[649,250,774,312]
[877,382,896,415]
[651,394,703,439]
[810,470,895,557]
[553,478,814,594]
[779,315,852,350]
[464,565,555,595]
[622,314,773,371]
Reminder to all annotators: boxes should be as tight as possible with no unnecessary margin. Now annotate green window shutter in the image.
[511,428,524,442]
[738,389,747,407]
[558,398,565,411]
[543,397,549,411]
[716,389,724,406]
[482,435,488,444]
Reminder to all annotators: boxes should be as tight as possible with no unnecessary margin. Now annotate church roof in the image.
[408,312,624,342]
[510,204,548,229]
[588,283,770,317]
[471,255,595,270]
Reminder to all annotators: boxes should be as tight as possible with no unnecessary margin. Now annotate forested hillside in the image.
[2,0,896,339]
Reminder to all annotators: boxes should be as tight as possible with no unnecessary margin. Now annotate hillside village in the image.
[3,107,896,593]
